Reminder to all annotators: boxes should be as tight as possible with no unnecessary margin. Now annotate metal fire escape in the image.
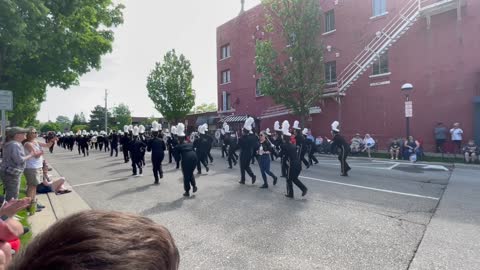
[325,0,465,97]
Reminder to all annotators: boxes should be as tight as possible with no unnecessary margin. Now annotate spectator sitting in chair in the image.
[389,139,401,160]
[362,134,376,158]
[350,133,363,154]
[404,136,421,162]
[463,139,478,164]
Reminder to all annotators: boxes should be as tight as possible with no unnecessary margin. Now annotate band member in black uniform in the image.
[193,125,209,174]
[223,124,237,169]
[110,130,119,157]
[293,120,310,169]
[174,123,198,197]
[274,121,288,178]
[147,122,166,184]
[265,128,277,161]
[258,130,278,188]
[80,130,90,157]
[120,125,131,163]
[129,126,146,176]
[330,121,351,176]
[238,117,257,184]
[104,131,110,153]
[167,127,175,164]
[281,120,308,198]
[139,125,147,167]
[220,123,229,158]
[97,132,105,151]
[75,131,82,155]
[169,127,181,169]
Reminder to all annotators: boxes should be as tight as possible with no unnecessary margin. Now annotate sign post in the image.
[0,90,13,150]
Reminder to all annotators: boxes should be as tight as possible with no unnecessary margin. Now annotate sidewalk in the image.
[29,166,91,237]
[409,167,480,269]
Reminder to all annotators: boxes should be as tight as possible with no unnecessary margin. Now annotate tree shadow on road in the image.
[140,197,190,215]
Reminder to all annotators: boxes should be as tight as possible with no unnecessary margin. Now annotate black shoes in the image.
[239,180,245,184]
[228,166,233,169]
[183,192,190,197]
[273,176,278,186]
[154,181,159,185]
[193,186,198,193]
[302,188,308,197]
[260,184,268,189]
[285,194,294,198]
[206,166,209,172]
[341,173,348,177]
[252,176,256,184]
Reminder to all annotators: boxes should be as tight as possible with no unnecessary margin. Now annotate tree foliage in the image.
[40,121,60,133]
[89,105,112,131]
[256,0,324,124]
[55,115,72,131]
[146,50,196,123]
[193,103,217,113]
[111,103,132,130]
[71,124,88,133]
[71,112,87,128]
[0,0,124,126]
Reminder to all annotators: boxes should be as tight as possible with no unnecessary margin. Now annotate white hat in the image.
[151,121,160,132]
[302,128,308,135]
[265,128,271,136]
[244,117,255,131]
[123,125,129,133]
[82,130,87,136]
[203,123,209,132]
[171,126,177,135]
[293,120,301,130]
[224,124,230,133]
[128,125,133,131]
[139,125,146,134]
[282,120,291,136]
[177,123,186,137]
[331,121,340,132]
[198,125,205,134]
[274,121,281,132]
[133,126,139,136]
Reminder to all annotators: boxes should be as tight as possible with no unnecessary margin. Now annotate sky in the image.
[37,0,261,122]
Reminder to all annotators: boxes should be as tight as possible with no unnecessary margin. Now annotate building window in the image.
[222,91,231,111]
[221,70,231,84]
[372,0,387,17]
[372,53,389,75]
[221,44,231,59]
[325,10,335,33]
[325,61,337,83]
[256,79,263,97]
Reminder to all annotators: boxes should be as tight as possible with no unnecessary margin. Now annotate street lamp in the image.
[401,83,413,139]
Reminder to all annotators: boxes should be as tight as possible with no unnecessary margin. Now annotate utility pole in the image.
[105,89,108,133]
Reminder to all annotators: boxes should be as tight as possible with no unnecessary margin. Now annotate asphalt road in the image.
[45,146,453,270]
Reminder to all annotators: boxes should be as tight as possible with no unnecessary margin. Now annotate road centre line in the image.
[387,163,400,170]
[72,177,130,187]
[299,176,440,200]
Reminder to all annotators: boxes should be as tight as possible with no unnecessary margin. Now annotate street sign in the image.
[0,90,13,111]
[405,101,413,118]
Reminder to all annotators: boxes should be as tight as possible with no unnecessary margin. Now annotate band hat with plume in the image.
[203,123,209,132]
[265,128,271,136]
[132,126,140,136]
[302,128,308,135]
[176,123,186,137]
[274,121,281,132]
[128,125,133,131]
[198,125,206,135]
[139,125,146,134]
[282,120,291,136]
[224,124,230,133]
[171,126,177,135]
[82,130,87,136]
[293,120,301,130]
[151,121,162,132]
[123,125,129,133]
[331,121,340,132]
[243,117,255,131]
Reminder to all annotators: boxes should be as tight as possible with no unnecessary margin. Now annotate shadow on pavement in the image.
[140,197,187,215]
[108,183,156,200]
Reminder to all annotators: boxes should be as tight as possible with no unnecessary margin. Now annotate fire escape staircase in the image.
[324,0,465,98]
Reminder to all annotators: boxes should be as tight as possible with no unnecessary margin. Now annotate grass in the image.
[0,175,33,246]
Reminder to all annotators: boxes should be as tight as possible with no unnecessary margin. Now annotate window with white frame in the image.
[325,61,337,83]
[372,53,389,75]
[255,79,263,97]
[222,91,231,111]
[221,44,231,59]
[372,0,387,17]
[325,10,335,33]
[221,70,231,84]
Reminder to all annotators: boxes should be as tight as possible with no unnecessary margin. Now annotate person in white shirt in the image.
[450,122,463,153]
[363,134,376,158]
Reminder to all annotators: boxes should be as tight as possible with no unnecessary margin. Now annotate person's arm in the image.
[38,138,57,148]
[415,141,420,150]
[42,174,53,186]
[11,144,35,165]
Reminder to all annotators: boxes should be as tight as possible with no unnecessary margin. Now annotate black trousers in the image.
[221,145,228,158]
[99,143,104,151]
[168,148,173,163]
[111,145,118,157]
[182,160,197,192]
[228,150,237,168]
[77,145,81,155]
[81,146,89,156]
[104,142,109,152]
[196,152,209,173]
[308,150,318,165]
[207,151,213,163]
[300,150,309,168]
[338,149,351,175]
[240,154,255,181]
[123,148,130,162]
[132,158,143,175]
[286,165,307,197]
[152,155,164,182]
[281,157,288,177]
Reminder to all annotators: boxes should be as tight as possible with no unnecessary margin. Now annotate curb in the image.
[28,166,91,237]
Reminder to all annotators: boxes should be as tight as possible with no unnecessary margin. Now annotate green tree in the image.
[0,0,124,126]
[55,115,72,132]
[40,122,60,133]
[111,103,132,130]
[71,124,88,134]
[255,0,324,125]
[193,103,217,113]
[71,112,87,128]
[146,50,196,123]
[89,105,112,131]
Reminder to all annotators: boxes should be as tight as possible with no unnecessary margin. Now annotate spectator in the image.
[463,139,478,164]
[350,133,363,154]
[434,122,447,153]
[23,127,57,213]
[362,134,376,158]
[0,127,42,201]
[389,139,401,160]
[37,161,72,195]
[404,136,421,162]
[10,210,180,270]
[450,122,463,154]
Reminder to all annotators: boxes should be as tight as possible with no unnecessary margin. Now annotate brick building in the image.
[216,0,480,151]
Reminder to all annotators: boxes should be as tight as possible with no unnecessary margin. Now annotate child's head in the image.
[42,161,49,174]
